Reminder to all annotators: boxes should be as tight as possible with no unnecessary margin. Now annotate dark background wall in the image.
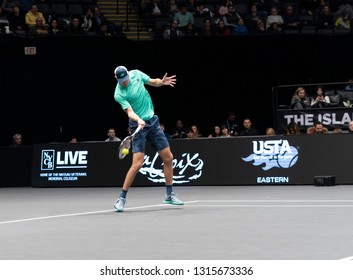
[1,34,351,146]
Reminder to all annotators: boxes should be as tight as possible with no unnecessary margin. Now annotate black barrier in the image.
[29,135,353,187]
[0,146,32,187]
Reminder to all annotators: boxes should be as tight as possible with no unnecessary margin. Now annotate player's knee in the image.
[164,153,173,165]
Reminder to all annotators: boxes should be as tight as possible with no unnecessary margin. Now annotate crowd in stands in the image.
[6,114,353,147]
[0,0,124,37]
[2,0,353,37]
[137,0,353,38]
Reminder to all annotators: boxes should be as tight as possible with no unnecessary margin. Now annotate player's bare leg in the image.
[159,147,184,205]
[114,152,144,212]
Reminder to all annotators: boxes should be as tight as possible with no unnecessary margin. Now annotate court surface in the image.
[0,184,353,260]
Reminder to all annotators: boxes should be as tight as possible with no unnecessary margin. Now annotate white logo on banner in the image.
[140,152,204,184]
[242,139,299,170]
[39,149,88,181]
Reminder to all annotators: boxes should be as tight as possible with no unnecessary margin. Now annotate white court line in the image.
[0,201,199,225]
[338,256,353,260]
[2,199,352,225]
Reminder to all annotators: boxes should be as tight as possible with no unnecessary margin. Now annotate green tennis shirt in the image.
[114,69,154,121]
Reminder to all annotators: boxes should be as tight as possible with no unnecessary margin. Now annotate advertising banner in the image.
[31,135,353,187]
[276,107,353,131]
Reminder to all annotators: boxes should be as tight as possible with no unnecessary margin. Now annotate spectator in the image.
[81,6,95,33]
[191,124,202,137]
[335,11,351,30]
[170,119,187,139]
[287,121,301,134]
[143,0,168,31]
[167,0,179,20]
[7,5,26,33]
[245,4,266,32]
[239,118,260,136]
[96,23,114,36]
[25,4,46,28]
[208,125,222,138]
[105,127,121,142]
[267,21,284,34]
[218,0,233,17]
[220,124,233,137]
[311,85,330,108]
[222,111,240,136]
[163,19,184,39]
[198,17,214,36]
[307,121,328,134]
[185,127,195,138]
[266,7,283,30]
[250,19,266,34]
[345,77,353,91]
[233,17,248,35]
[214,18,232,35]
[48,18,65,34]
[9,133,22,147]
[69,135,78,143]
[184,22,198,36]
[222,5,241,29]
[290,87,311,109]
[265,127,276,135]
[282,4,300,31]
[66,17,86,35]
[195,4,214,18]
[186,0,197,15]
[174,3,194,33]
[1,0,20,15]
[28,16,48,36]
[92,5,123,36]
[316,4,334,30]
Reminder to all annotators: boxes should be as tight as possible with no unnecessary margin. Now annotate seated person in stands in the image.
[239,118,260,136]
[9,133,22,147]
[306,121,328,134]
[287,121,301,134]
[311,85,330,108]
[290,87,311,109]
[345,77,353,91]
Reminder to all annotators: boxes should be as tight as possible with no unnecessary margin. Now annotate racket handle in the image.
[134,124,142,134]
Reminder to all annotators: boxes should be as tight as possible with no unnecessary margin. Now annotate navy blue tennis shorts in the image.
[129,115,169,153]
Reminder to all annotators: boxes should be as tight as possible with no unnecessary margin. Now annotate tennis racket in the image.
[118,125,142,159]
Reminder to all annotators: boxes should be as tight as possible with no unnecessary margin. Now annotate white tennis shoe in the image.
[163,192,184,205]
[114,198,126,212]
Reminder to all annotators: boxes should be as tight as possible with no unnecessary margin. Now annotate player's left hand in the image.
[162,73,177,87]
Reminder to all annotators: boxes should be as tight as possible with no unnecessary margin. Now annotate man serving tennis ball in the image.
[113,66,184,212]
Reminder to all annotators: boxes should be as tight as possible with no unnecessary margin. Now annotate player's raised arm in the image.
[148,73,177,87]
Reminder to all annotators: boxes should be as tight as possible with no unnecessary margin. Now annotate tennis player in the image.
[113,66,184,212]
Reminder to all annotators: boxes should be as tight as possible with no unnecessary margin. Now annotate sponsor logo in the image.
[40,150,88,170]
[140,152,204,184]
[242,139,299,170]
[41,150,55,170]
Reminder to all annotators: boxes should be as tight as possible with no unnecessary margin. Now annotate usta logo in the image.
[242,139,299,170]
